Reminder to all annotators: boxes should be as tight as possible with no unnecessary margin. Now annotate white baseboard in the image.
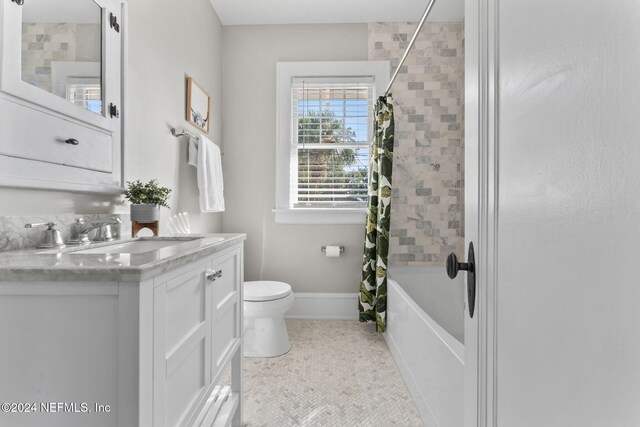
[286,293,359,320]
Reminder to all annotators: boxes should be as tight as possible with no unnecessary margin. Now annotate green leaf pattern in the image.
[358,96,394,333]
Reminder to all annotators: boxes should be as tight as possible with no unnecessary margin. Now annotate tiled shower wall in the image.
[21,23,100,93]
[369,22,464,265]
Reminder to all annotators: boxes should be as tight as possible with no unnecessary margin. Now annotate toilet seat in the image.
[244,281,291,302]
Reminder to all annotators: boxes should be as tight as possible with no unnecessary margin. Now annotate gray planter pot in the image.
[130,204,160,223]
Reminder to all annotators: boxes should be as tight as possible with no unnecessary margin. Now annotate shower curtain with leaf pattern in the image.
[359,95,394,333]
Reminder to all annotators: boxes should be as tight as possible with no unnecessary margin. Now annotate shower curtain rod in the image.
[384,0,438,97]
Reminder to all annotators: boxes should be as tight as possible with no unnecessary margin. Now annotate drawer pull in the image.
[65,138,80,146]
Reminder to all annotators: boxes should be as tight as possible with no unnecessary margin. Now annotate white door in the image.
[466,0,640,425]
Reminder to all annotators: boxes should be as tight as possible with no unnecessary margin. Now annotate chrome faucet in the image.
[67,217,122,245]
[66,218,90,245]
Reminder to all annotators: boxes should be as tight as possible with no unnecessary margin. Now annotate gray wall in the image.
[221,24,368,293]
[0,0,224,235]
[126,0,223,233]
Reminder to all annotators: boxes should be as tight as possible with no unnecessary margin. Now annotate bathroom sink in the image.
[67,237,209,255]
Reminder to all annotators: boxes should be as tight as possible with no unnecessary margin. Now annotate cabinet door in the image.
[153,263,211,427]
[211,247,242,379]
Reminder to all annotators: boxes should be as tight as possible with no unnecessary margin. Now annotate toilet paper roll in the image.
[324,246,341,257]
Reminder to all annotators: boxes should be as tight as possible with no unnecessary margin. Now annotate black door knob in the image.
[446,252,473,279]
[446,243,477,318]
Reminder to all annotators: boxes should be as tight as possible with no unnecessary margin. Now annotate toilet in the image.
[243,281,294,357]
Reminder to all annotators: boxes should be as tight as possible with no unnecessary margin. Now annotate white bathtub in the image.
[385,266,465,427]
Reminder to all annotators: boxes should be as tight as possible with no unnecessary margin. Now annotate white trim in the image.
[465,0,499,426]
[0,281,118,296]
[285,292,359,320]
[464,0,480,425]
[275,61,390,224]
[480,0,500,426]
[272,208,366,225]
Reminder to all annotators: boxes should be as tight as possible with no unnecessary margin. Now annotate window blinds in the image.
[67,78,102,115]
[291,77,374,208]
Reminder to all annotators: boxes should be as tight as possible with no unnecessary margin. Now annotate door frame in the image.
[465,0,499,426]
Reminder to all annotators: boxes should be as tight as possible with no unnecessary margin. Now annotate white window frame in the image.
[274,61,390,225]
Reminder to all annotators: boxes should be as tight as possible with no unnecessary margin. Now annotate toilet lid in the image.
[244,281,292,302]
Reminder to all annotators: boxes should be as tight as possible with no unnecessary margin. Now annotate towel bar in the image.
[171,128,224,155]
[171,128,194,138]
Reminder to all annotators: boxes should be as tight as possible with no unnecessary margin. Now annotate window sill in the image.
[273,208,367,225]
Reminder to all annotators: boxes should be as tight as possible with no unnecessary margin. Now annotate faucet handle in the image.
[92,217,121,242]
[25,221,56,229]
[93,224,115,242]
[24,222,65,249]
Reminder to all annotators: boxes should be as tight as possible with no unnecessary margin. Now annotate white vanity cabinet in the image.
[150,245,242,427]
[0,0,125,193]
[0,237,244,427]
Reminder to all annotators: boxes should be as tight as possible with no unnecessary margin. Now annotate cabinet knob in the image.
[206,270,223,282]
[65,138,80,145]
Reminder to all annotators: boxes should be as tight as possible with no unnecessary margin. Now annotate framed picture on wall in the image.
[186,77,210,132]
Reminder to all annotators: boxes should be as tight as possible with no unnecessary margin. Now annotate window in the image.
[294,78,372,208]
[66,77,102,115]
[275,61,390,224]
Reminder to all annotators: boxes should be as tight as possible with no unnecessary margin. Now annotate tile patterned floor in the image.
[243,320,424,427]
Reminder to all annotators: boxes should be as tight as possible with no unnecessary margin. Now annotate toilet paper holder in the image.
[321,246,345,253]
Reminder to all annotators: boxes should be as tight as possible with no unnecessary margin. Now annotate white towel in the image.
[188,135,225,212]
[188,136,198,167]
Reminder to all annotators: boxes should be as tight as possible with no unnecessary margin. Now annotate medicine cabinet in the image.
[0,0,125,193]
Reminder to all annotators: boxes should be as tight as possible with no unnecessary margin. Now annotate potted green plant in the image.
[124,179,171,223]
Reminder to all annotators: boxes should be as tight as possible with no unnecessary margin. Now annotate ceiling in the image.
[210,0,464,26]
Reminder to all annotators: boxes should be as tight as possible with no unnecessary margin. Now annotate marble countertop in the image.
[0,233,246,282]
